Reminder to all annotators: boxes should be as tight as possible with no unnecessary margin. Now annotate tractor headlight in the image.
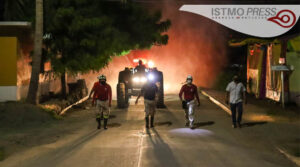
[133,76,147,83]
[148,73,155,81]
[133,77,140,83]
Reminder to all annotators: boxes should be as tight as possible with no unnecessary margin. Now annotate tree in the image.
[1,0,34,21]
[26,0,43,104]
[44,0,170,97]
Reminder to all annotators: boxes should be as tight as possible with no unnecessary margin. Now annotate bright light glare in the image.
[148,73,155,81]
[169,128,214,137]
[148,61,155,68]
[133,77,140,82]
[133,59,139,63]
[141,77,147,83]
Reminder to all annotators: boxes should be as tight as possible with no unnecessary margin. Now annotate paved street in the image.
[0,94,298,167]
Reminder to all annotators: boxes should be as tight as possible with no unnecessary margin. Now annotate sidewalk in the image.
[200,88,300,166]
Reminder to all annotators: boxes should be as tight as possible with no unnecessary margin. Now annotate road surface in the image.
[0,94,298,167]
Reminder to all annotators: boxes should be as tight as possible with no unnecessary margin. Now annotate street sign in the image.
[271,65,290,71]
[271,65,292,108]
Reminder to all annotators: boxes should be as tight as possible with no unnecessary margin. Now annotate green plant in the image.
[43,0,171,96]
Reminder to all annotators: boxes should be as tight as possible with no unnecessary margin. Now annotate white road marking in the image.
[137,128,145,167]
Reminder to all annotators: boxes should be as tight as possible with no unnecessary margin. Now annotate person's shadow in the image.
[241,121,267,128]
[154,121,172,127]
[193,121,215,128]
[147,128,181,167]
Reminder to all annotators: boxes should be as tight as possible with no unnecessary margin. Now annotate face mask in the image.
[233,76,239,83]
[100,81,106,85]
[187,80,192,84]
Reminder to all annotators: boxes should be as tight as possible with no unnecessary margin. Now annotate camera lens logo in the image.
[268,10,296,28]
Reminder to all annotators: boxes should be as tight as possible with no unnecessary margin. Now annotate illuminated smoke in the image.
[84,2,228,96]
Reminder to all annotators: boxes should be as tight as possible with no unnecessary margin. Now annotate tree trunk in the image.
[26,0,43,104]
[61,72,67,99]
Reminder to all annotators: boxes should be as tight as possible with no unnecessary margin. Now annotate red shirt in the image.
[92,82,112,104]
[179,84,199,101]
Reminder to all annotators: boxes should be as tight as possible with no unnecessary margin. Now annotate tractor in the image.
[116,59,165,108]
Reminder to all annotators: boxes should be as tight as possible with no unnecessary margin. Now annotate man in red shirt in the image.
[89,75,112,130]
[179,75,200,129]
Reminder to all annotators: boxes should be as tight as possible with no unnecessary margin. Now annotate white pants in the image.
[184,100,195,126]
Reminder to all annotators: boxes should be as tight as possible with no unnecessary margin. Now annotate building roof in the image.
[0,21,33,49]
[0,21,31,27]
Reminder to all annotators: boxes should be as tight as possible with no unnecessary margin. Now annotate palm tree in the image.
[26,0,43,104]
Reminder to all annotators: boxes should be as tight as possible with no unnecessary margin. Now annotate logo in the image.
[268,10,296,28]
[179,5,300,38]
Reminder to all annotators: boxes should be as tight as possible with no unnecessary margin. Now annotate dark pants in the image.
[230,102,243,125]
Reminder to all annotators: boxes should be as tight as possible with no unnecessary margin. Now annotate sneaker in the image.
[232,124,237,128]
[190,123,195,129]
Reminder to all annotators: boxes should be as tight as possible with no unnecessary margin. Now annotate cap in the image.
[97,74,106,80]
[187,75,193,80]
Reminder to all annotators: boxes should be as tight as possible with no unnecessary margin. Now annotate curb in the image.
[277,147,300,167]
[60,96,89,115]
[200,90,300,167]
[200,90,231,115]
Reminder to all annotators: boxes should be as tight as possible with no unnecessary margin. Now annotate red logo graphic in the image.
[268,10,296,28]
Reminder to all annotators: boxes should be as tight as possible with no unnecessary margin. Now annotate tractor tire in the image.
[156,72,165,108]
[124,86,129,107]
[117,83,126,108]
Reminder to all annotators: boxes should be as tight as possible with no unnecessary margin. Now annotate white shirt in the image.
[226,81,246,104]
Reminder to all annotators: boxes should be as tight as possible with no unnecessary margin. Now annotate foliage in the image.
[2,0,171,75]
[2,0,35,21]
[0,147,4,161]
[213,66,247,91]
[44,0,171,75]
[228,38,280,47]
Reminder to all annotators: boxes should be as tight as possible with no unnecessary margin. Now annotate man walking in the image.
[225,75,247,128]
[135,79,158,129]
[89,75,112,130]
[179,75,200,129]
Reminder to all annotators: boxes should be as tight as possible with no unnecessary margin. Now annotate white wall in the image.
[0,86,17,102]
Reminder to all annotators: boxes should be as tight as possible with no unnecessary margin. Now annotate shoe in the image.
[150,116,154,128]
[189,121,194,129]
[145,117,149,129]
[232,124,237,128]
[189,123,194,129]
[104,118,108,130]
